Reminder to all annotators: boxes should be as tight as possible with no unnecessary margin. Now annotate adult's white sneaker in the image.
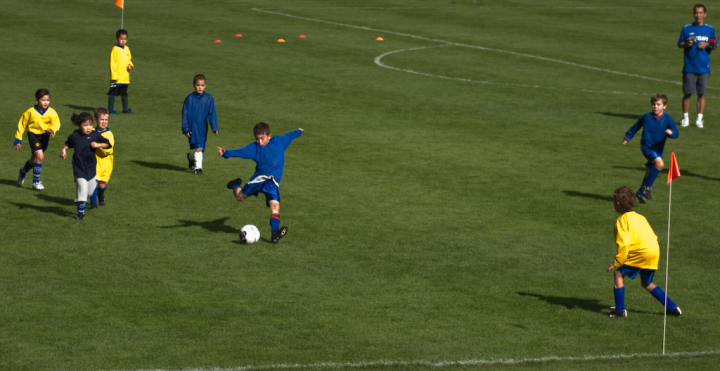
[695,118,704,128]
[680,117,690,127]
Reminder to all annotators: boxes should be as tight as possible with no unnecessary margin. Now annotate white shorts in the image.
[75,176,96,203]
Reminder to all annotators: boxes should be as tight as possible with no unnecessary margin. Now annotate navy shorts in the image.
[618,265,655,284]
[242,179,280,207]
[107,84,129,96]
[641,147,662,167]
[189,141,205,151]
[27,132,50,154]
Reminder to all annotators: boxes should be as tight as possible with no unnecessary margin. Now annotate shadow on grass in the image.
[0,179,22,188]
[562,190,613,202]
[35,194,76,206]
[517,292,664,316]
[9,202,69,217]
[161,217,237,234]
[613,166,720,181]
[597,112,640,120]
[132,160,187,172]
[64,104,97,111]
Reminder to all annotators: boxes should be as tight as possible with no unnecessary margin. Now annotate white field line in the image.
[94,349,720,371]
[252,8,695,87]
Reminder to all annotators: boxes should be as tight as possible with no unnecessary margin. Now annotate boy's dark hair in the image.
[193,74,206,84]
[94,107,109,118]
[116,29,128,39]
[651,93,668,106]
[695,4,706,12]
[71,112,94,127]
[254,122,271,136]
[613,186,636,212]
[35,89,50,100]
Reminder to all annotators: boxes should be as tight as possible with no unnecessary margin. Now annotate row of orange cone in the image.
[213,35,384,43]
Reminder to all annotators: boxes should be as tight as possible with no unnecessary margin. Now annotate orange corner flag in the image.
[667,152,681,184]
[115,0,124,8]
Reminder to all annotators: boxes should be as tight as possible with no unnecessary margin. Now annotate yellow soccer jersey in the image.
[96,129,114,182]
[96,129,114,157]
[613,211,659,270]
[110,45,133,84]
[15,106,61,141]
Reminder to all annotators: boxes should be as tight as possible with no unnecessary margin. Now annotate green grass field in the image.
[1,1,719,370]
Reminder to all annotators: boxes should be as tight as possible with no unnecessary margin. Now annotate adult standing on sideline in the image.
[678,4,717,128]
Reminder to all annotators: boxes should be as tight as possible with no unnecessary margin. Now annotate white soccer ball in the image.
[240,224,260,244]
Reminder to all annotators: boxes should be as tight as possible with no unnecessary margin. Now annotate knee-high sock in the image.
[614,287,626,311]
[76,201,86,214]
[90,184,98,206]
[121,95,129,110]
[32,163,42,183]
[645,167,661,188]
[194,151,203,169]
[20,161,33,176]
[650,286,677,311]
[98,183,107,197]
[108,95,115,112]
[270,214,281,233]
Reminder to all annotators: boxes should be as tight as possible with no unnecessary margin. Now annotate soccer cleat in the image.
[76,213,85,220]
[87,203,98,211]
[227,178,242,190]
[667,307,682,316]
[194,168,204,175]
[187,153,195,170]
[99,194,106,206]
[608,308,628,317]
[641,186,652,200]
[695,118,704,128]
[32,181,45,190]
[17,170,25,186]
[271,226,288,243]
[122,108,134,114]
[680,117,690,127]
[109,110,118,115]
[636,192,646,205]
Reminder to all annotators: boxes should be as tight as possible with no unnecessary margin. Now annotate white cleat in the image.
[680,117,690,127]
[32,181,45,190]
[695,118,704,128]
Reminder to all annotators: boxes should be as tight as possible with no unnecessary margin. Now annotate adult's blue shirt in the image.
[678,23,717,73]
[222,130,303,184]
[181,92,219,145]
[624,113,679,153]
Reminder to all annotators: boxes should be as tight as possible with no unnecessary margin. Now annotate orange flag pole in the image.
[662,152,681,355]
[115,0,124,28]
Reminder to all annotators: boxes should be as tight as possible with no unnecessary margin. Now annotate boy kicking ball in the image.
[607,186,682,318]
[217,123,303,243]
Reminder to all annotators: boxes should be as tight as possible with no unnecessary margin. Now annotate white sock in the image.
[194,151,203,169]
[684,112,689,119]
[697,113,704,121]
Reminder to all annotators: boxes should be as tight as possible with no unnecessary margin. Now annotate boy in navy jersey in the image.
[217,123,303,243]
[182,74,218,175]
[622,94,679,204]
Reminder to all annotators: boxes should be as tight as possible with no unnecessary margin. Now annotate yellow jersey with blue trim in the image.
[613,211,659,270]
[96,128,114,157]
[110,45,133,84]
[15,106,61,141]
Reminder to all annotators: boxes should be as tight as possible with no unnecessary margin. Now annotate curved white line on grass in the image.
[95,349,720,371]
[252,8,688,86]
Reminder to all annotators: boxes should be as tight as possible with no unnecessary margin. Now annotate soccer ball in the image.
[240,224,260,244]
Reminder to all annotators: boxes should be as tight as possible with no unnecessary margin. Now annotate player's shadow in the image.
[132,160,187,172]
[160,217,237,234]
[9,202,69,217]
[0,179,23,188]
[517,292,662,316]
[35,194,76,206]
[64,104,97,111]
[613,166,720,182]
[562,190,613,202]
[597,112,639,120]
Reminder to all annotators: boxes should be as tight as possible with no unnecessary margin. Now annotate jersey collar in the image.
[34,105,48,115]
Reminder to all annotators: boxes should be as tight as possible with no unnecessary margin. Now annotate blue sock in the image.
[650,286,677,311]
[76,201,86,214]
[20,161,32,176]
[614,287,625,311]
[90,186,98,206]
[32,163,42,183]
[270,214,280,233]
[645,166,661,188]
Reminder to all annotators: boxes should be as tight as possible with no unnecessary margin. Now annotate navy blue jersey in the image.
[678,23,717,74]
[222,130,302,184]
[624,113,679,153]
[66,130,111,180]
[181,92,218,146]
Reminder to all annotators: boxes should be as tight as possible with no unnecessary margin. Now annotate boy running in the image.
[14,89,61,190]
[182,74,219,175]
[622,93,679,204]
[217,123,303,243]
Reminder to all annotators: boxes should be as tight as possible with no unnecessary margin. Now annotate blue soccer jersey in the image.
[624,113,679,154]
[181,92,219,147]
[678,23,717,73]
[222,130,303,184]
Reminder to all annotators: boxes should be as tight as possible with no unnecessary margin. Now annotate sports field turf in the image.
[1,1,719,370]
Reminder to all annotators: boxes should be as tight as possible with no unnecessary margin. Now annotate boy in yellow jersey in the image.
[14,89,61,190]
[108,29,134,114]
[93,108,114,206]
[606,186,682,317]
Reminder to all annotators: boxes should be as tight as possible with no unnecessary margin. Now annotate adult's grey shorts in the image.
[683,73,710,95]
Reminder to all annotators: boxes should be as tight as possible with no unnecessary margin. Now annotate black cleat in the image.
[641,186,652,200]
[227,178,242,190]
[76,213,85,220]
[667,307,682,316]
[99,194,106,206]
[636,192,647,205]
[87,203,98,211]
[608,307,627,317]
[194,168,204,175]
[187,153,195,170]
[271,226,288,243]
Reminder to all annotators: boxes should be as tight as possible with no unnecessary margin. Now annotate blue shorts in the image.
[618,265,655,284]
[189,142,205,151]
[242,179,280,207]
[641,147,662,167]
